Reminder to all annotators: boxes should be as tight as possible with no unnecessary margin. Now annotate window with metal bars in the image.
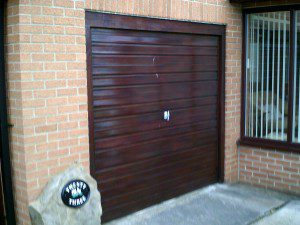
[242,6,300,152]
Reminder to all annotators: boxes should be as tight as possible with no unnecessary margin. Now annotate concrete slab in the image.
[104,184,299,225]
[252,201,300,225]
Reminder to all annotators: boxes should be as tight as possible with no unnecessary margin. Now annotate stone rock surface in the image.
[29,165,102,225]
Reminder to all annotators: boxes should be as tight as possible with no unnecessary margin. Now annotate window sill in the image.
[237,137,300,154]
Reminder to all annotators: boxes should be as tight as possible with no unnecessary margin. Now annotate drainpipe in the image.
[0,0,17,224]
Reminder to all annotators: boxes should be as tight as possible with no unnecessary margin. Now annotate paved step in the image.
[252,200,300,225]
[104,184,299,225]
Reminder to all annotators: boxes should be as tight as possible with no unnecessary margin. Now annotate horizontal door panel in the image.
[100,153,217,199]
[92,72,217,87]
[96,143,217,183]
[93,104,217,136]
[94,103,217,123]
[91,28,219,47]
[92,63,217,75]
[93,96,217,118]
[93,81,218,106]
[94,129,217,168]
[94,120,217,149]
[92,55,218,67]
[92,43,218,56]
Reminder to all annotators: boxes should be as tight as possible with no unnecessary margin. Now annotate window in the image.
[293,11,300,143]
[242,7,300,152]
[245,12,290,141]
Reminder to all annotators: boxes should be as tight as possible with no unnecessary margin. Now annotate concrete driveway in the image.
[104,184,300,225]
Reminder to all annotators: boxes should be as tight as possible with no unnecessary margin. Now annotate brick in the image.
[59,138,78,148]
[291,174,300,180]
[33,72,55,80]
[261,157,276,164]
[45,80,67,89]
[267,164,282,171]
[67,62,86,70]
[18,25,43,34]
[268,152,283,159]
[68,79,86,87]
[54,17,75,26]
[284,154,300,162]
[253,151,267,157]
[59,154,80,166]
[21,81,44,90]
[48,131,68,141]
[44,44,66,53]
[34,89,56,98]
[283,166,299,173]
[44,62,66,70]
[18,5,41,15]
[65,9,84,18]
[54,0,74,8]
[20,62,43,71]
[55,53,76,61]
[57,88,77,96]
[240,148,253,155]
[17,43,43,53]
[42,7,64,16]
[32,53,54,61]
[276,160,291,167]
[239,146,300,196]
[65,26,85,35]
[55,35,76,44]
[31,0,53,6]
[31,34,54,43]
[66,45,86,53]
[58,105,78,114]
[247,155,260,161]
[46,97,68,106]
[31,15,53,24]
[35,124,57,133]
[58,121,78,130]
[36,142,58,151]
[56,71,75,79]
[42,25,65,34]
[23,118,46,126]
[275,182,290,190]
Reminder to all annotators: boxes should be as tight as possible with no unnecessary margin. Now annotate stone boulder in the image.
[29,165,102,225]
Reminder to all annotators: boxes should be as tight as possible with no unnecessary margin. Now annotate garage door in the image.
[86,12,225,222]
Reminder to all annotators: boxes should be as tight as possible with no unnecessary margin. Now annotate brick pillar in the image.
[5,1,89,224]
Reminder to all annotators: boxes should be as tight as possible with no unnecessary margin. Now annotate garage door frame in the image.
[85,10,226,189]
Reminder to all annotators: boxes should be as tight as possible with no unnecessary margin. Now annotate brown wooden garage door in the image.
[86,12,225,222]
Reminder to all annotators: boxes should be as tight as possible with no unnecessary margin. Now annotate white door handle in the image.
[163,110,170,121]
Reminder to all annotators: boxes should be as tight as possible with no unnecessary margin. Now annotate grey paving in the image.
[253,200,300,225]
[104,183,299,225]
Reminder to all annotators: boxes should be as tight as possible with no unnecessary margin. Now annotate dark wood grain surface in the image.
[86,12,225,222]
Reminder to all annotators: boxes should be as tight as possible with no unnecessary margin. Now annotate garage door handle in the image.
[164,110,170,121]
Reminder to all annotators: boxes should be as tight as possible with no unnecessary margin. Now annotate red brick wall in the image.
[239,147,300,195]
[6,0,299,224]
[5,1,242,224]
[7,0,299,224]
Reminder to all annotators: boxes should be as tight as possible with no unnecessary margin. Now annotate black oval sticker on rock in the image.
[61,179,90,208]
